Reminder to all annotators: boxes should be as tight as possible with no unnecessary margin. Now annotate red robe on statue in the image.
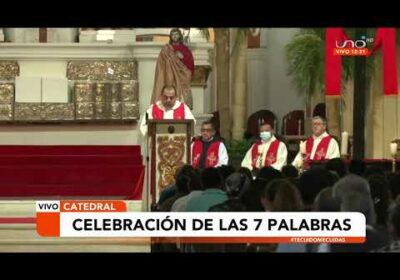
[172,44,194,74]
[151,43,195,109]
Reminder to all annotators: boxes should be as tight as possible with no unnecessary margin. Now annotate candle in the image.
[300,141,306,154]
[341,131,349,155]
[390,142,398,156]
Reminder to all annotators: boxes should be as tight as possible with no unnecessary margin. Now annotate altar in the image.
[0,28,213,145]
[0,28,213,203]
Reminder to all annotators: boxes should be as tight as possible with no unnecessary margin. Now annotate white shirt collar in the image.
[156,100,182,111]
[313,131,328,140]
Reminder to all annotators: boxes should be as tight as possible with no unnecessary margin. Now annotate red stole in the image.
[305,135,332,161]
[251,139,280,169]
[151,102,185,120]
[192,139,221,168]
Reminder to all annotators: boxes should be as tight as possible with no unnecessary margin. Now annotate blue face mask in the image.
[260,131,272,141]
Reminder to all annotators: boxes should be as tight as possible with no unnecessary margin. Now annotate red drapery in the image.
[325,27,398,96]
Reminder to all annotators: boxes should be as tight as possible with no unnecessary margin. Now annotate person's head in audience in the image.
[388,203,400,240]
[256,166,282,182]
[326,170,340,186]
[311,116,327,137]
[237,167,253,182]
[281,165,299,179]
[299,167,332,209]
[187,168,202,192]
[326,158,347,178]
[364,166,385,178]
[175,165,197,194]
[201,167,223,190]
[217,165,235,184]
[313,187,341,212]
[349,159,366,176]
[224,172,251,198]
[341,192,376,225]
[288,177,300,190]
[261,179,304,212]
[367,174,390,227]
[241,178,267,211]
[333,174,376,225]
[333,174,371,200]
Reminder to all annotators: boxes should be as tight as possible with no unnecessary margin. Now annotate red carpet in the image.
[0,146,144,200]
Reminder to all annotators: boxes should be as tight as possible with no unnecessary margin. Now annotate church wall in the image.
[365,50,400,159]
[247,28,304,134]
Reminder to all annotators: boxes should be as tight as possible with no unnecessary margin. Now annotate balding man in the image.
[140,85,195,135]
[292,116,340,169]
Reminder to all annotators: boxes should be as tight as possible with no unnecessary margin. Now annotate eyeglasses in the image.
[201,128,213,132]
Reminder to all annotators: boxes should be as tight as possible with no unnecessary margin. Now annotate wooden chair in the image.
[282,110,305,136]
[245,110,277,140]
[313,103,326,118]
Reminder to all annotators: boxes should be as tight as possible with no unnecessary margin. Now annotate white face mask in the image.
[260,131,272,141]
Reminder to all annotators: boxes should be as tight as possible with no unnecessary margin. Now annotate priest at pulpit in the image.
[139,85,195,136]
[292,116,340,169]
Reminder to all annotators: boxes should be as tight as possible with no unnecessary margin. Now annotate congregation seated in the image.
[158,165,199,212]
[186,167,228,212]
[376,204,400,252]
[327,174,391,252]
[151,158,400,253]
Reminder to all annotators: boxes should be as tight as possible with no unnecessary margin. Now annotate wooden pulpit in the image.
[147,119,194,207]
